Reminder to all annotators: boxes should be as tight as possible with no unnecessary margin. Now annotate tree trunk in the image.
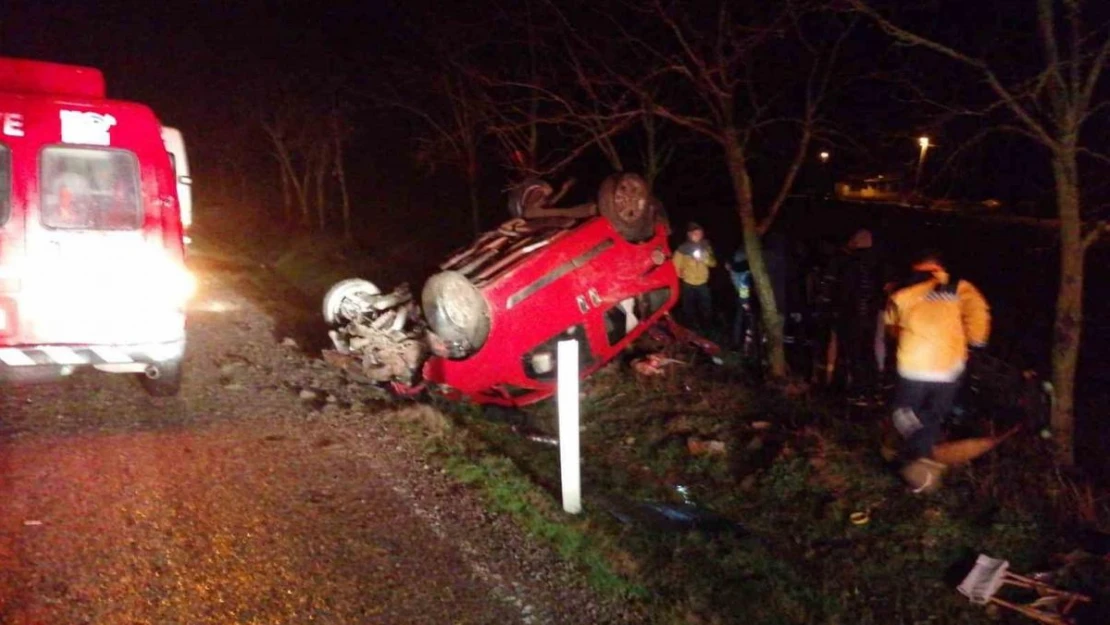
[1050,149,1084,466]
[314,148,328,232]
[279,164,293,223]
[723,134,787,378]
[467,174,481,239]
[286,162,310,227]
[295,160,311,228]
[272,140,309,228]
[333,119,353,241]
[599,141,623,173]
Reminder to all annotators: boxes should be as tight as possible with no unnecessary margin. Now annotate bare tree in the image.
[564,0,851,379]
[330,105,354,241]
[384,67,486,237]
[261,107,311,227]
[474,38,641,179]
[638,100,675,188]
[311,141,331,232]
[849,0,1110,465]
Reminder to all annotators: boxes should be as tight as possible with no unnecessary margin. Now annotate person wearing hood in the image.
[885,250,991,493]
[674,222,717,331]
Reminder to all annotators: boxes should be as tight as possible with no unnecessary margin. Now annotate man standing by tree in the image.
[885,250,991,493]
[838,229,883,404]
[674,222,717,331]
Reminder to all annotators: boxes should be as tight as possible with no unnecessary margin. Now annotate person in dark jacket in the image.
[836,229,883,403]
[807,238,843,385]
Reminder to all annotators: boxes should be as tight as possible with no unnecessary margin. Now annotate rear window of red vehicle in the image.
[0,145,10,225]
[40,147,141,230]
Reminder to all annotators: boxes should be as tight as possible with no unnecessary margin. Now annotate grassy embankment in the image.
[200,226,1110,624]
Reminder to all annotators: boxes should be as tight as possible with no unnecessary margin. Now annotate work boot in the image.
[901,458,947,494]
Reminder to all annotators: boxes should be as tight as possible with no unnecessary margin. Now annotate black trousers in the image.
[892,375,961,461]
[839,313,879,393]
[681,283,712,331]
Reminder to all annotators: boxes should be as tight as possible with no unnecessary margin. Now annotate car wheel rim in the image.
[614,179,646,222]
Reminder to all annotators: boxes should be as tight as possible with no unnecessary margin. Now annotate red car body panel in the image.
[421,216,678,406]
[0,58,186,370]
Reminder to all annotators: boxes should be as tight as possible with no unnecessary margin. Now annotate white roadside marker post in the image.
[557,339,582,514]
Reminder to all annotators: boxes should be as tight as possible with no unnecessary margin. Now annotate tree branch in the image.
[1037,0,1070,114]
[848,0,1060,150]
[648,102,724,142]
[1077,147,1110,167]
[1082,221,1107,250]
[1079,27,1110,114]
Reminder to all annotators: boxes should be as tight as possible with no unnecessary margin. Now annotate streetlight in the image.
[819,150,830,163]
[914,136,931,197]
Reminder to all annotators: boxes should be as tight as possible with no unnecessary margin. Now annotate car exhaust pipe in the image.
[144,365,161,380]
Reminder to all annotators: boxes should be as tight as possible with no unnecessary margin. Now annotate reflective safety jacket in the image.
[884,263,991,382]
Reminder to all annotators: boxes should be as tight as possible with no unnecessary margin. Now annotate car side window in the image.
[41,146,141,230]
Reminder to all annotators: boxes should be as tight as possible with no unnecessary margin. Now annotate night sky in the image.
[0,0,1106,241]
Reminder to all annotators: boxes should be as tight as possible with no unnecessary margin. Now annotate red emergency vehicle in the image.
[0,57,191,395]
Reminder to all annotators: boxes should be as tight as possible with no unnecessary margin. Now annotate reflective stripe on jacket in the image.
[884,264,991,382]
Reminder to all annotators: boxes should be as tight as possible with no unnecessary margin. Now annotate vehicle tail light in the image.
[142,258,196,306]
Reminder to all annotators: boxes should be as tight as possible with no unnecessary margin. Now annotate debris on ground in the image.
[631,353,686,377]
[932,425,1021,466]
[599,495,745,535]
[686,438,727,457]
[958,554,1091,624]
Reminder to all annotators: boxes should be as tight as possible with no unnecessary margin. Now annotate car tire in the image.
[508,179,553,218]
[139,359,183,397]
[598,173,655,242]
[323,278,380,325]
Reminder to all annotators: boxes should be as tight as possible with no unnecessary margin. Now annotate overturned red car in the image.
[322,173,716,407]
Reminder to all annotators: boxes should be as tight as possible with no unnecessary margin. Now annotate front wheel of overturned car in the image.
[598,172,656,242]
[139,360,183,397]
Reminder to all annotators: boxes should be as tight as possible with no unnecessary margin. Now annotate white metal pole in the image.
[557,339,582,514]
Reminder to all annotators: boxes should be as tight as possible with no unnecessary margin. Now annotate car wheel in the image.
[598,173,655,242]
[323,278,380,325]
[508,179,553,218]
[139,359,183,397]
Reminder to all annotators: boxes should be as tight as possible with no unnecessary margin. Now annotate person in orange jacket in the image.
[884,250,991,493]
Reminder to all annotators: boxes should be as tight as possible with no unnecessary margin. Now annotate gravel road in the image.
[0,256,638,624]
